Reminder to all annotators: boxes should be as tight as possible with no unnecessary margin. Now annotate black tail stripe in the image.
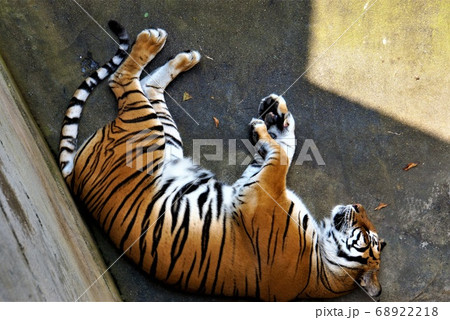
[60,146,74,153]
[63,116,80,125]
[68,97,84,107]
[78,81,94,92]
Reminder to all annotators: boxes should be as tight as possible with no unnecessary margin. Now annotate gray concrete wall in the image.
[0,57,120,301]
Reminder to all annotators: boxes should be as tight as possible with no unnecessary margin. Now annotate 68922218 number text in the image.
[375,306,438,317]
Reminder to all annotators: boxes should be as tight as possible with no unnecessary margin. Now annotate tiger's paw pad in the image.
[258,94,290,130]
[135,28,167,55]
[169,51,201,73]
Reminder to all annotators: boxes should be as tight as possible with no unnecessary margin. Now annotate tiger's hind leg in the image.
[109,28,167,119]
[106,28,168,175]
[140,51,201,161]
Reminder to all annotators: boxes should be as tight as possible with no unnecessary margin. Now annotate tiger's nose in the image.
[372,286,382,301]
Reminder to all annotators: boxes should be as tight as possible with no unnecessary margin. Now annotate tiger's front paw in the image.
[249,118,270,144]
[258,94,291,129]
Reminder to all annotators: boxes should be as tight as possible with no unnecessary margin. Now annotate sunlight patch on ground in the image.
[306,0,450,142]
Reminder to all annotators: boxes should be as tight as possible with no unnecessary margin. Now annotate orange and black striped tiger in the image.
[59,21,385,301]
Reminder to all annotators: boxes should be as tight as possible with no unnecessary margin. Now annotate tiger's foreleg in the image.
[140,51,201,161]
[248,118,289,197]
[258,94,296,165]
[235,119,295,302]
[233,94,295,191]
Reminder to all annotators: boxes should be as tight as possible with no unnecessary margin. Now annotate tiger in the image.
[59,21,385,302]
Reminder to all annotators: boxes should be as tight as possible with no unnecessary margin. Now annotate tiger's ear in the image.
[379,239,386,251]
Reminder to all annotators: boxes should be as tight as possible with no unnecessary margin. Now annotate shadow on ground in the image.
[0,0,448,301]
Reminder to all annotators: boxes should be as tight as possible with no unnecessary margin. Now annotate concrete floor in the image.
[0,0,448,301]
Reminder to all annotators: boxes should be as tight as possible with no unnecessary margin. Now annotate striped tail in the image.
[59,20,129,178]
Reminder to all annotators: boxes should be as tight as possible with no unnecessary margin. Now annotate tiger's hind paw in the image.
[169,51,201,73]
[133,28,167,64]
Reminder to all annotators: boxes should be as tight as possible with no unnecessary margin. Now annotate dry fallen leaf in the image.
[213,116,219,128]
[403,162,419,171]
[182,92,192,101]
[374,203,388,211]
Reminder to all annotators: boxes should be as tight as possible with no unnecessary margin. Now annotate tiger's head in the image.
[323,203,386,299]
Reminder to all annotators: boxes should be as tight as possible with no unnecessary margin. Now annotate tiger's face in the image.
[330,204,386,299]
